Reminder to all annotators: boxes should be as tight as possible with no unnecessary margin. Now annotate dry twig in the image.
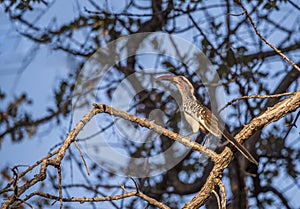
[216,178,226,209]
[74,140,90,175]
[182,90,300,208]
[219,92,296,113]
[2,89,300,209]
[238,1,300,72]
[212,190,221,209]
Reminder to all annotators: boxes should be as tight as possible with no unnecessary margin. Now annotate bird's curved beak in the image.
[156,75,176,83]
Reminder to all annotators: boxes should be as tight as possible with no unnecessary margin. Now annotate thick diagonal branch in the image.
[183,90,300,209]
[93,103,219,161]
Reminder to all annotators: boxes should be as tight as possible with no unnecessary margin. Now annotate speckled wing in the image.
[185,100,258,165]
[200,103,258,165]
[196,104,222,139]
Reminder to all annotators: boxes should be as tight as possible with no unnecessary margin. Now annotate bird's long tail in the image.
[222,130,258,165]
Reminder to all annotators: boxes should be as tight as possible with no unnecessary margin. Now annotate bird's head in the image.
[156,75,195,99]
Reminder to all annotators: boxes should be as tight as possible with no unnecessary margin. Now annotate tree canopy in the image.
[1,0,300,209]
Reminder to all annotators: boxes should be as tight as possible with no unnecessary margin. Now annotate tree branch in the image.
[24,190,171,209]
[183,89,300,208]
[2,89,300,208]
[93,103,219,161]
[239,1,300,72]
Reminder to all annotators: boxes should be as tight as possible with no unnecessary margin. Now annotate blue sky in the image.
[1,1,300,208]
[0,6,71,165]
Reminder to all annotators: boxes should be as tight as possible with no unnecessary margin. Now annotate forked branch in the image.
[238,1,300,73]
[2,89,300,209]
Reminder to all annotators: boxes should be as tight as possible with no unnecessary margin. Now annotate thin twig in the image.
[119,182,127,192]
[11,167,19,199]
[226,10,246,16]
[219,92,296,113]
[73,140,90,175]
[84,7,162,17]
[57,166,63,209]
[283,109,300,141]
[187,11,224,59]
[15,199,34,209]
[216,179,226,209]
[239,1,300,72]
[130,177,140,193]
[287,0,300,11]
[212,190,221,209]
